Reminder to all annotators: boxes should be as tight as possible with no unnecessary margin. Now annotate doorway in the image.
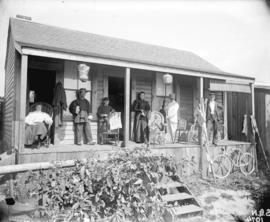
[108,76,124,140]
[27,68,56,143]
[28,68,56,105]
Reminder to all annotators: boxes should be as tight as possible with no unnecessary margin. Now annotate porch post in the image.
[223,92,228,140]
[250,83,255,116]
[250,82,258,171]
[199,77,207,178]
[199,77,204,99]
[19,55,28,155]
[123,67,131,147]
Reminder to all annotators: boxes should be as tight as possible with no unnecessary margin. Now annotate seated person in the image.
[97,97,115,144]
[25,104,53,146]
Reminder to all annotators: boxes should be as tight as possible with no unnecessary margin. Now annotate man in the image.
[69,88,95,145]
[132,91,150,145]
[25,104,53,146]
[206,92,220,145]
[97,97,115,144]
[166,93,179,142]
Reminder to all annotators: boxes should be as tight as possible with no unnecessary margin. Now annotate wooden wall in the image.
[255,88,270,167]
[2,32,16,151]
[227,92,252,142]
[54,60,98,145]
[204,78,224,122]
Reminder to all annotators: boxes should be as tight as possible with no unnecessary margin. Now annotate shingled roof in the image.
[9,18,253,80]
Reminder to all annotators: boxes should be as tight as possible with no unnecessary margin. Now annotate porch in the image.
[19,140,253,173]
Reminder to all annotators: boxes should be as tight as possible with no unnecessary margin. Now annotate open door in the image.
[108,76,124,140]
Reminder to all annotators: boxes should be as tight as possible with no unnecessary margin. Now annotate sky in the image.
[0,0,270,96]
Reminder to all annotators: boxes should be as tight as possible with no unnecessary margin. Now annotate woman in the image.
[132,92,150,144]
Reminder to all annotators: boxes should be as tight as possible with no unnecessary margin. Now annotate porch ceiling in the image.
[10,18,254,82]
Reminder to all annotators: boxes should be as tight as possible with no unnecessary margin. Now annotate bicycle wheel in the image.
[240,153,254,176]
[212,154,232,179]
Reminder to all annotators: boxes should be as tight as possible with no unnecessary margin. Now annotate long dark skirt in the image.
[25,122,48,145]
[133,115,149,143]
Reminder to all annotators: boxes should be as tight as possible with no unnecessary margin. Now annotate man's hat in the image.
[169,93,176,99]
[209,92,215,96]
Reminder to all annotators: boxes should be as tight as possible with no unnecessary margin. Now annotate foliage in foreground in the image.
[13,148,178,222]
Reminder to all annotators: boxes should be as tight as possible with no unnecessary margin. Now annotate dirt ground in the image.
[179,171,270,222]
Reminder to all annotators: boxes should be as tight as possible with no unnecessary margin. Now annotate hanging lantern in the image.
[78,63,90,82]
[163,73,173,85]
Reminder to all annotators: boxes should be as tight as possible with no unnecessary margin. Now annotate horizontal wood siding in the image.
[2,34,15,151]
[55,61,97,145]
[204,78,224,123]
[255,89,270,168]
[179,86,193,124]
[133,71,153,107]
[227,92,252,142]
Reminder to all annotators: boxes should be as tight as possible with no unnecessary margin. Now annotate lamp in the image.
[162,73,173,102]
[78,63,90,82]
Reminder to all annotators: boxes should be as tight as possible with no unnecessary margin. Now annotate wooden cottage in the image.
[2,18,256,167]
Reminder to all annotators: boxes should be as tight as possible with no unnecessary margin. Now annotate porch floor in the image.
[21,140,251,153]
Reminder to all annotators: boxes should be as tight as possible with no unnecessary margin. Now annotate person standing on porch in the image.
[166,93,179,142]
[69,88,95,145]
[132,92,150,145]
[97,97,115,144]
[206,92,220,145]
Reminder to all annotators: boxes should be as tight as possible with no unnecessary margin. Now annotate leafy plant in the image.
[14,147,179,222]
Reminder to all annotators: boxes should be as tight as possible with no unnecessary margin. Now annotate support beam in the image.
[223,92,228,140]
[250,83,255,116]
[250,82,258,171]
[198,77,207,178]
[199,77,204,99]
[18,55,28,155]
[123,68,131,147]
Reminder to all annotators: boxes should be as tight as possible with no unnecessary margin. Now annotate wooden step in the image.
[172,204,202,216]
[162,193,193,202]
[156,182,183,189]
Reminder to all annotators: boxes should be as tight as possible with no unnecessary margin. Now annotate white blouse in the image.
[25,111,53,125]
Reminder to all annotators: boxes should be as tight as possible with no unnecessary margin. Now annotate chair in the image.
[99,112,121,145]
[173,119,188,143]
[149,111,166,146]
[29,102,53,148]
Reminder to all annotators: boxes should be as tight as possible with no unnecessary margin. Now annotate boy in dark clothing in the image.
[69,88,95,145]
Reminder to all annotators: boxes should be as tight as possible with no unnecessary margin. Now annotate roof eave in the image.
[20,44,254,83]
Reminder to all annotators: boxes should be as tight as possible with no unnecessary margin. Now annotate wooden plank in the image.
[172,204,202,216]
[0,159,76,175]
[199,77,203,99]
[162,193,193,202]
[156,182,183,189]
[251,83,255,116]
[223,92,228,140]
[124,68,131,146]
[210,82,251,93]
[22,47,254,84]
[19,55,28,155]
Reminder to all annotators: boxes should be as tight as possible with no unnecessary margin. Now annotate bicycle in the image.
[211,146,255,179]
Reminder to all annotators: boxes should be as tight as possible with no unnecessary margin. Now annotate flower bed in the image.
[9,147,179,222]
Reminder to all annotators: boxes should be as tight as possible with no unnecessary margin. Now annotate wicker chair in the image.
[29,102,53,148]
